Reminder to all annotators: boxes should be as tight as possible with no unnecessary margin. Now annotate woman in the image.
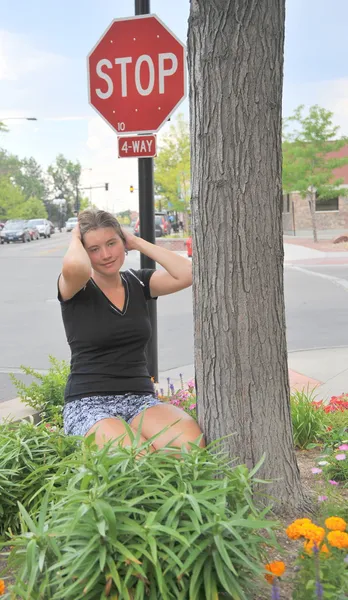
[58,209,204,451]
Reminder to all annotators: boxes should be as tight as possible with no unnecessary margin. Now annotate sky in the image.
[0,0,348,212]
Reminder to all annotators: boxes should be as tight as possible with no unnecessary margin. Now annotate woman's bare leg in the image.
[85,417,153,451]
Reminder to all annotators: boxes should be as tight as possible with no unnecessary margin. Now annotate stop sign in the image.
[87,15,186,135]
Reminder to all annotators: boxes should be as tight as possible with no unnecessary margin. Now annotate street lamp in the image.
[0,117,37,121]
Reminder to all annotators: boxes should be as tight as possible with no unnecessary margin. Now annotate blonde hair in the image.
[78,209,126,246]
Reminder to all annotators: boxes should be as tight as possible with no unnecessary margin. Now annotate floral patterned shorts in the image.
[63,393,161,437]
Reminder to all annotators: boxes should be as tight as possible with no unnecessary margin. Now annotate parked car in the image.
[27,218,51,238]
[0,220,32,243]
[133,213,172,238]
[66,217,78,232]
[155,212,172,235]
[25,222,40,241]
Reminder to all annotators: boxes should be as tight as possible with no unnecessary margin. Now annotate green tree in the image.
[20,196,47,219]
[14,157,48,202]
[0,148,21,179]
[283,105,348,242]
[78,196,93,212]
[116,209,132,225]
[0,177,26,220]
[154,113,190,216]
[47,154,81,216]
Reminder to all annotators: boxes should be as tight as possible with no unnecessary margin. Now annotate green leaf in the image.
[188,551,206,600]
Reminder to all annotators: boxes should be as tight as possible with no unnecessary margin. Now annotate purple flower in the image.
[329,480,339,485]
[318,495,328,502]
[170,383,175,396]
[160,388,164,396]
[311,468,322,474]
[271,580,280,600]
[338,444,348,451]
[335,453,346,461]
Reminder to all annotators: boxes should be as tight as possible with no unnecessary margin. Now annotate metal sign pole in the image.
[135,0,158,383]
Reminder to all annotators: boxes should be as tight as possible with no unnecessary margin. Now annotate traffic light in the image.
[130,185,134,193]
[105,183,109,191]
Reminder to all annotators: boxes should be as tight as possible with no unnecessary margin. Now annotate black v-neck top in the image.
[58,269,156,402]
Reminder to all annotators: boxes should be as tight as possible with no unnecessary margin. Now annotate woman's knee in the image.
[132,404,205,450]
[85,417,151,450]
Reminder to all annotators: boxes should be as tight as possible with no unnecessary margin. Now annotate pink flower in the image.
[329,480,339,485]
[189,403,196,411]
[170,399,181,407]
[187,379,195,389]
[335,454,346,461]
[338,444,348,451]
[311,468,322,474]
[318,495,328,502]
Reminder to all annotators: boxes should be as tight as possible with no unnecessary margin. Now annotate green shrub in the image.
[322,410,348,450]
[4,433,278,599]
[0,419,78,537]
[290,389,327,449]
[10,356,69,427]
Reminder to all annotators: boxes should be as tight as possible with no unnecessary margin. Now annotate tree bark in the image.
[188,0,307,510]
[309,192,318,242]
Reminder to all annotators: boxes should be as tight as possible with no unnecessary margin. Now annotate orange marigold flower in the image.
[286,518,312,540]
[325,517,347,532]
[301,524,325,544]
[0,580,5,595]
[303,540,330,555]
[327,531,348,550]
[264,561,286,584]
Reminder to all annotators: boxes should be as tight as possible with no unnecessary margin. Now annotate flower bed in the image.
[3,364,347,598]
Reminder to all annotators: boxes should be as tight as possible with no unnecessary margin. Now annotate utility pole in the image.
[135,0,158,383]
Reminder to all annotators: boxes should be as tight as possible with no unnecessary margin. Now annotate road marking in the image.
[288,264,348,292]
[39,244,67,256]
[0,367,49,375]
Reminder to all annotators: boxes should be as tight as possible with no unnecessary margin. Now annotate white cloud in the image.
[284,77,348,135]
[0,30,67,82]
[83,117,139,213]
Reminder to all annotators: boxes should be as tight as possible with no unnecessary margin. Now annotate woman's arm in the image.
[59,226,92,301]
[125,231,192,297]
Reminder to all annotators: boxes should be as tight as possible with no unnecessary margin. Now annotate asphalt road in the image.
[1,233,348,401]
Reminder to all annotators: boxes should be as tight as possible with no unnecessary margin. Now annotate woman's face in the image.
[83,227,126,276]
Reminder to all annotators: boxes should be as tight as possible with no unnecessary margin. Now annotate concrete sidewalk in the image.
[158,346,348,401]
[2,347,346,424]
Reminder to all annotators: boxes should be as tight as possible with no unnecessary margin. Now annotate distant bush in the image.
[10,355,69,427]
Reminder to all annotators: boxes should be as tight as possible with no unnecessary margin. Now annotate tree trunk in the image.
[309,192,318,242]
[188,0,306,510]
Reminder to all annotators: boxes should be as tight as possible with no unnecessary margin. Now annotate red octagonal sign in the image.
[87,15,186,135]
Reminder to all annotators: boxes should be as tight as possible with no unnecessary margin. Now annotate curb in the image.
[0,397,40,424]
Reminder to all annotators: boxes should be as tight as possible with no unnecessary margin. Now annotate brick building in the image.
[282,144,348,235]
